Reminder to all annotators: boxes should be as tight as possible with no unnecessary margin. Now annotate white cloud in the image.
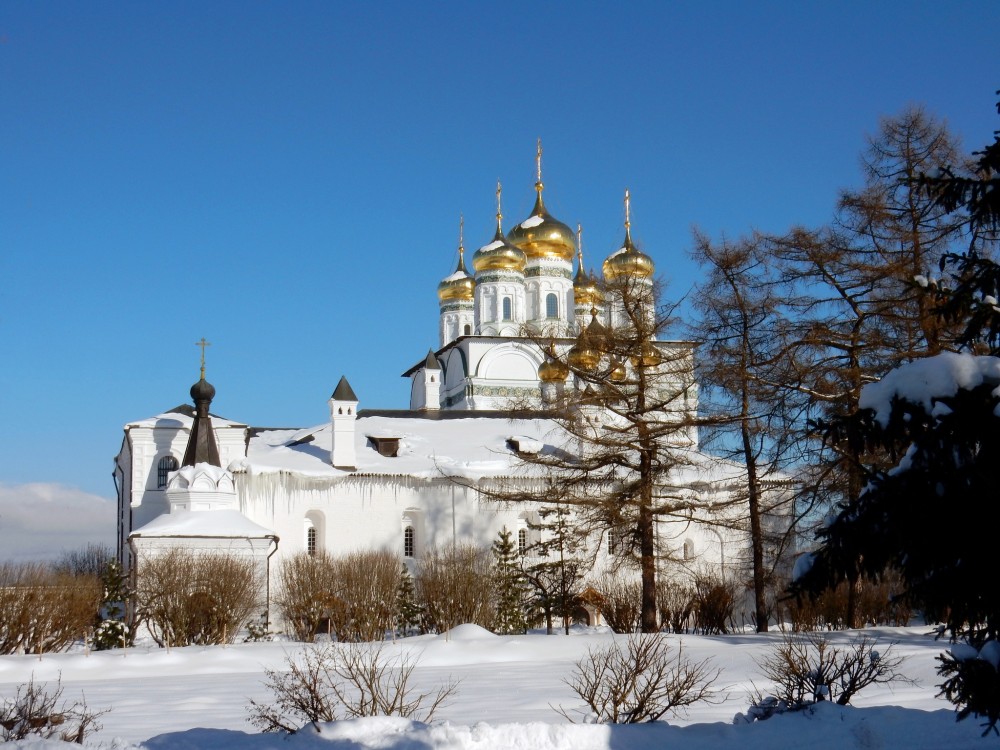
[0,483,116,564]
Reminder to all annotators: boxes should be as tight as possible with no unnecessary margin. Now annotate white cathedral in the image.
[114,147,767,627]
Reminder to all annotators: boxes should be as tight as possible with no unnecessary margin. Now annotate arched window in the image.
[463,324,472,336]
[306,526,317,556]
[683,539,695,560]
[518,528,527,555]
[607,530,617,555]
[157,456,178,488]
[403,526,415,558]
[502,297,512,321]
[545,292,558,319]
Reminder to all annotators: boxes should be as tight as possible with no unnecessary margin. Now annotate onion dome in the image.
[567,310,608,372]
[609,359,627,382]
[438,216,476,302]
[473,182,527,274]
[190,376,216,404]
[603,189,655,283]
[573,227,604,307]
[538,342,569,383]
[506,140,577,262]
[630,342,662,369]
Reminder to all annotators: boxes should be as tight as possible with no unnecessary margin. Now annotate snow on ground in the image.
[0,626,992,749]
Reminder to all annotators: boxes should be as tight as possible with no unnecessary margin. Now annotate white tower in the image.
[473,182,527,336]
[409,350,442,411]
[329,375,358,471]
[602,189,655,332]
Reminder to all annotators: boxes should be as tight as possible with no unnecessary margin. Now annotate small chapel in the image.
[114,144,764,627]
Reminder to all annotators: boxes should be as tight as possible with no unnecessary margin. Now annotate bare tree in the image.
[414,544,494,633]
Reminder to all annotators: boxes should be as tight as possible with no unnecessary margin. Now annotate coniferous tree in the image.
[93,559,131,650]
[522,503,587,635]
[395,565,423,637]
[491,528,529,635]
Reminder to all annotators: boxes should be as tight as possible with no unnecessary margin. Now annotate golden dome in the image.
[602,189,655,283]
[506,140,576,262]
[538,347,570,383]
[609,359,627,382]
[438,215,476,302]
[473,182,528,275]
[630,342,662,368]
[437,252,476,303]
[574,237,604,307]
[507,190,577,262]
[567,313,608,372]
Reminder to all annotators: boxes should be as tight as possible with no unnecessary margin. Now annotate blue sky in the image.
[0,2,997,554]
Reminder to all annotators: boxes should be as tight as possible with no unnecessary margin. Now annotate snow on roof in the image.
[131,509,276,538]
[442,270,471,282]
[126,408,246,430]
[477,240,505,253]
[859,351,1000,426]
[519,215,545,229]
[233,413,749,487]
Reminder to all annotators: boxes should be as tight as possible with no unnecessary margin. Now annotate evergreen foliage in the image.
[93,559,131,651]
[395,565,423,637]
[490,529,528,635]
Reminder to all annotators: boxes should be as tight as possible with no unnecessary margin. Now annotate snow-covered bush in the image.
[746,633,908,718]
[938,640,1000,735]
[247,642,459,733]
[556,633,719,723]
[0,674,108,743]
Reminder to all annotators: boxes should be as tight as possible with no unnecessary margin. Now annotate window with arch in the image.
[518,528,527,555]
[683,539,695,560]
[545,292,558,319]
[607,529,617,555]
[157,455,178,488]
[463,323,472,336]
[403,526,415,558]
[502,297,512,321]
[306,526,317,556]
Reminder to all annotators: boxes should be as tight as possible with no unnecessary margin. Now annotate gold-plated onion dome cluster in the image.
[567,313,609,372]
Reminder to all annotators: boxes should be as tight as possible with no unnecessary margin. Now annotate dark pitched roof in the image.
[331,375,358,401]
[423,349,441,370]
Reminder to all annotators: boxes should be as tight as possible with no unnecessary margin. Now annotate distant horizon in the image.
[2,2,997,561]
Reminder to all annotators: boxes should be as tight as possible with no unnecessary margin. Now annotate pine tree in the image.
[491,529,528,635]
[93,559,131,650]
[523,503,587,635]
[395,565,423,637]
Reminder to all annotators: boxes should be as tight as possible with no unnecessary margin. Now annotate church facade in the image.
[114,148,767,628]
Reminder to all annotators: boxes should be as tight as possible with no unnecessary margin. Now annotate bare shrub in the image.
[327,550,401,642]
[594,574,642,634]
[276,550,403,642]
[556,634,720,723]
[247,642,458,733]
[0,674,108,743]
[691,571,737,634]
[415,544,494,633]
[656,578,695,633]
[787,573,912,631]
[0,563,101,655]
[51,543,114,578]
[753,632,909,708]
[276,551,338,642]
[135,549,261,647]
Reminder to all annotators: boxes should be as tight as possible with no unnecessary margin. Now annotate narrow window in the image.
[157,456,178,488]
[463,324,472,336]
[683,539,695,560]
[404,526,415,558]
[545,292,558,319]
[306,526,317,556]
[502,297,512,320]
[607,530,617,555]
[518,528,527,555]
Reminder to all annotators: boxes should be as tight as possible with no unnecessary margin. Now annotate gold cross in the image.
[195,337,211,379]
[536,137,543,183]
